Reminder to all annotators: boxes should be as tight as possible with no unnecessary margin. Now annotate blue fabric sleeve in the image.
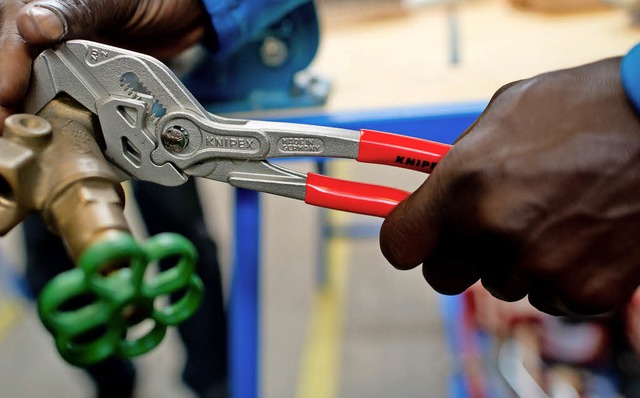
[622,43,640,113]
[201,0,311,58]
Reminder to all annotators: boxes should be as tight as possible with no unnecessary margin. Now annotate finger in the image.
[521,222,640,316]
[529,290,612,317]
[17,0,208,59]
[0,106,18,134]
[472,233,526,302]
[0,2,33,131]
[556,267,637,317]
[422,230,519,296]
[96,24,206,60]
[0,31,31,104]
[15,4,65,44]
[379,177,443,270]
[481,269,529,303]
[380,145,464,270]
[421,244,481,295]
[527,289,566,316]
[17,0,134,45]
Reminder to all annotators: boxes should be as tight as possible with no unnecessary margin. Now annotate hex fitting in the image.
[0,96,130,260]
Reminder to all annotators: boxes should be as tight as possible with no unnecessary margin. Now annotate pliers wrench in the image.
[25,40,452,218]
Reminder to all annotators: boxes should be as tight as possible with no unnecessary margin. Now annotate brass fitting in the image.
[0,96,129,260]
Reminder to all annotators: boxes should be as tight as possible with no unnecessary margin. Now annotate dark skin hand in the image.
[380,57,640,316]
[0,0,210,129]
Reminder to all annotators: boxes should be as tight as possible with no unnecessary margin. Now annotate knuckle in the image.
[443,168,492,217]
[445,167,502,230]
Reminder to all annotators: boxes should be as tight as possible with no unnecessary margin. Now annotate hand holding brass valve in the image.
[0,97,203,366]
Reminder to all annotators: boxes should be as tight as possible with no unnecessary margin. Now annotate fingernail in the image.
[26,6,66,40]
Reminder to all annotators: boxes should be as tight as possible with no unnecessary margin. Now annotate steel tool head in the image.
[24,40,219,186]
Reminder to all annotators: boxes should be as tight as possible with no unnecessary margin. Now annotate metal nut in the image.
[260,36,288,68]
[161,126,189,152]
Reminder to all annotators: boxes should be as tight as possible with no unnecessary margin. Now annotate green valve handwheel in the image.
[37,232,204,367]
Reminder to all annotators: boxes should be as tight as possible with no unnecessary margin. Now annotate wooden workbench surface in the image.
[313,0,640,111]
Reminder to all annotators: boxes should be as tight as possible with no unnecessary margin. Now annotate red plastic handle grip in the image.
[357,129,451,173]
[304,173,410,218]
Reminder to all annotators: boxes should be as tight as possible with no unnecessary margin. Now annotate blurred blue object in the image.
[185,2,329,113]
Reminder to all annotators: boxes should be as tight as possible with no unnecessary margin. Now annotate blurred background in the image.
[1,0,640,397]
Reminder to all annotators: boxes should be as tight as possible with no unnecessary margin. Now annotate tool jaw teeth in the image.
[118,73,167,125]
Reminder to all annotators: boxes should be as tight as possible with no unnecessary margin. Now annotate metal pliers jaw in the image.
[26,40,452,218]
[25,40,202,186]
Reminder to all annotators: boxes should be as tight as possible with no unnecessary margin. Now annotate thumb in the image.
[16,0,133,45]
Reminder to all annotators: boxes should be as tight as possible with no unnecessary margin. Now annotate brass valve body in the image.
[0,96,128,259]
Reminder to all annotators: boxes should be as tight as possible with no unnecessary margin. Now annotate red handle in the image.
[357,129,451,173]
[305,130,452,217]
[305,173,410,218]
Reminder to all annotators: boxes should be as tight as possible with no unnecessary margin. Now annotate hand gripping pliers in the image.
[25,40,452,219]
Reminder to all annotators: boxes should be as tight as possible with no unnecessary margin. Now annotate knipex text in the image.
[395,156,438,172]
[205,136,258,150]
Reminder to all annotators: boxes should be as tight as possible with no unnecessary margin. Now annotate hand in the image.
[0,0,210,130]
[626,290,640,352]
[380,57,640,316]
